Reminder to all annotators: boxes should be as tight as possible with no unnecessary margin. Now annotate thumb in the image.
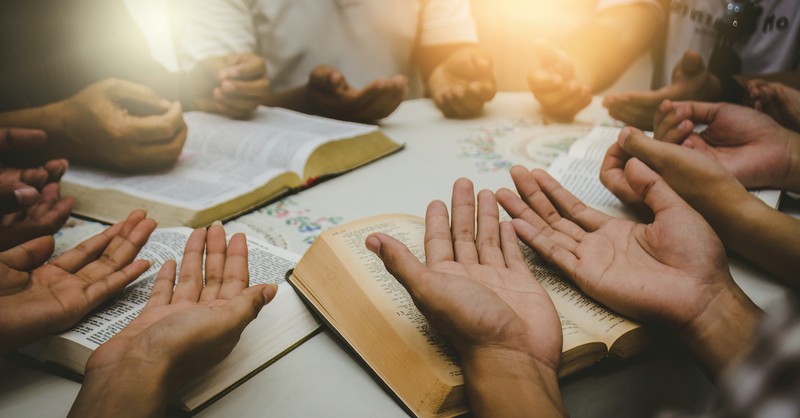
[111,80,173,117]
[0,184,39,214]
[623,158,687,216]
[617,127,675,173]
[0,235,56,272]
[365,233,426,292]
[680,50,707,76]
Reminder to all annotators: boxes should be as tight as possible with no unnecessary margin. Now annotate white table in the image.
[0,93,789,417]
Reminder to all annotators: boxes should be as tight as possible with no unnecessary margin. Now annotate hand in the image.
[527,39,592,121]
[71,224,278,417]
[54,79,187,172]
[652,100,800,191]
[427,48,497,119]
[0,127,68,213]
[496,164,760,374]
[0,182,73,251]
[603,50,721,130]
[0,210,155,353]
[307,65,407,122]
[190,53,270,119]
[746,79,800,132]
[366,178,565,417]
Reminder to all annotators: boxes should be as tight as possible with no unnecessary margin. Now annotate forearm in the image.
[696,190,800,284]
[678,280,762,377]
[262,85,314,114]
[461,347,566,417]
[0,103,74,159]
[781,130,800,192]
[561,5,662,92]
[70,365,170,418]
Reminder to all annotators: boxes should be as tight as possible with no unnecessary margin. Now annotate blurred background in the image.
[124,0,652,94]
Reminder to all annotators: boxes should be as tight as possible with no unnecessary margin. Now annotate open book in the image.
[549,126,783,219]
[288,214,648,418]
[62,107,403,227]
[22,227,320,414]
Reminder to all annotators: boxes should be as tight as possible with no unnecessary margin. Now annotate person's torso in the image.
[656,0,800,87]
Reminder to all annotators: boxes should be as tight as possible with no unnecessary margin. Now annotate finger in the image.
[0,128,48,153]
[200,222,227,302]
[42,159,69,183]
[424,200,454,265]
[219,284,277,336]
[309,66,347,94]
[220,54,267,80]
[0,235,55,271]
[475,189,505,266]
[511,218,578,278]
[450,178,479,264]
[173,228,207,302]
[0,185,39,214]
[145,260,177,309]
[218,77,270,99]
[498,167,552,232]
[76,216,156,283]
[599,141,642,204]
[219,233,250,300]
[498,221,530,274]
[530,169,612,233]
[126,101,187,145]
[49,210,145,272]
[654,100,695,144]
[617,127,672,173]
[112,80,172,115]
[366,233,429,294]
[85,259,152,308]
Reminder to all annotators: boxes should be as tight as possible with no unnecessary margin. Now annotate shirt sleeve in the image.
[170,0,258,69]
[418,0,479,46]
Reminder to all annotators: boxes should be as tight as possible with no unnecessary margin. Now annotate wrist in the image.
[781,129,800,192]
[460,346,566,417]
[678,279,761,376]
[71,356,171,418]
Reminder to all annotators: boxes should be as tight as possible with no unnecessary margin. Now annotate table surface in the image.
[0,92,790,417]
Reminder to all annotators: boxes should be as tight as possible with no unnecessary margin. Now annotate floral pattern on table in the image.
[459,119,604,172]
[259,197,344,245]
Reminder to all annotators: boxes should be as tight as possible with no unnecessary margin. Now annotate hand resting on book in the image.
[0,210,155,354]
[366,178,567,418]
[69,222,279,418]
[497,163,761,377]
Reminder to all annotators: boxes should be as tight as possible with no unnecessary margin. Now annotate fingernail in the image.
[365,235,381,253]
[211,220,223,227]
[14,187,39,206]
[617,127,631,147]
[679,120,691,131]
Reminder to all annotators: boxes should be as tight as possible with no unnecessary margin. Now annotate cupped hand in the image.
[0,182,73,251]
[0,210,155,353]
[308,65,407,122]
[58,79,187,172]
[427,48,496,119]
[745,79,800,132]
[652,100,799,190]
[527,39,591,121]
[191,53,270,119]
[603,50,721,130]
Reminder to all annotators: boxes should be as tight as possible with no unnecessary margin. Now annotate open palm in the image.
[367,178,562,369]
[497,163,735,332]
[0,210,155,353]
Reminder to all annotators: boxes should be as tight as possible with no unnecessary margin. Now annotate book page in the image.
[63,150,287,211]
[184,107,377,175]
[324,215,462,379]
[548,155,634,220]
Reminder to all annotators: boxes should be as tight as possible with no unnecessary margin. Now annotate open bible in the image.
[21,227,320,414]
[62,107,403,227]
[288,214,648,418]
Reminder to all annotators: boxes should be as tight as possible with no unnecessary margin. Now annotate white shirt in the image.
[172,0,478,96]
[656,0,800,86]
